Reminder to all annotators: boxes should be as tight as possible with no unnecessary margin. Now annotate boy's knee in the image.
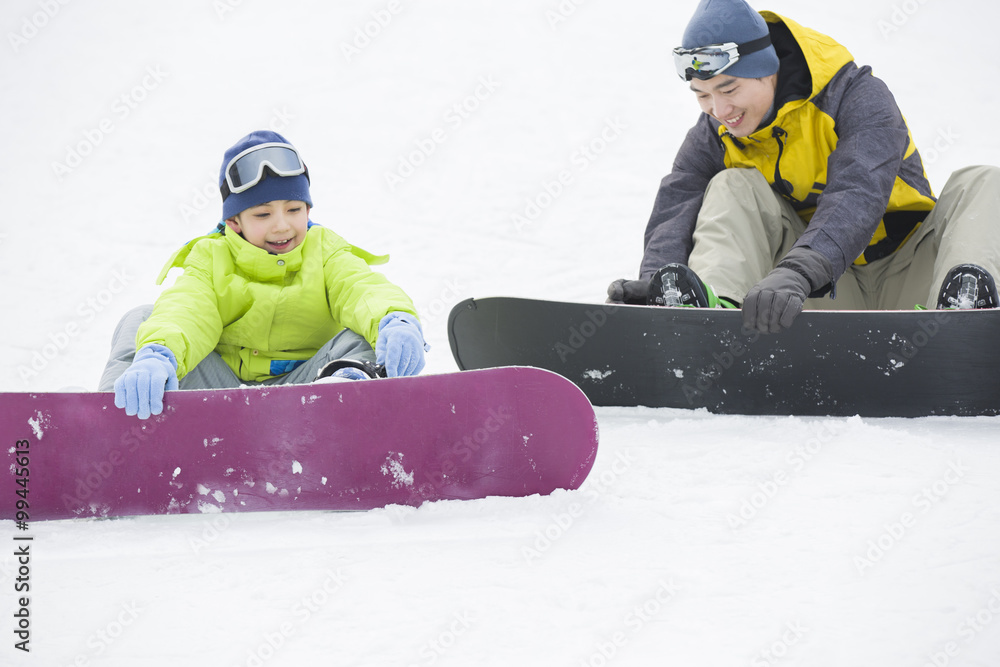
[119,303,155,327]
[130,303,155,317]
[321,329,375,361]
[109,304,154,342]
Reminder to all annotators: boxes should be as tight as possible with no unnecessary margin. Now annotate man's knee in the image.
[707,167,770,191]
[947,164,1000,187]
[703,168,780,214]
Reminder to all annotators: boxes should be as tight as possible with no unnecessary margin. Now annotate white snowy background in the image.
[3,0,1000,665]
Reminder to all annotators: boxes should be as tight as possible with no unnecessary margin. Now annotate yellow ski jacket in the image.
[641,12,937,282]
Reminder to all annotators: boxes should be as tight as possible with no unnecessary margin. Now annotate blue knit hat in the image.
[680,0,779,79]
[219,130,312,220]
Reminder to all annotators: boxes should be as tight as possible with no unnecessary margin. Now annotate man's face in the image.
[689,74,778,138]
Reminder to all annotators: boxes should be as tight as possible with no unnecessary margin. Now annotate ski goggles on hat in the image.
[672,34,771,81]
[221,142,308,200]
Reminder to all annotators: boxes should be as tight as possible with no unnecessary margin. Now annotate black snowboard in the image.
[448,297,1000,417]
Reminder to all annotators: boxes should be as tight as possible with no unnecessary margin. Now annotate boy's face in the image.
[689,74,778,138]
[226,200,310,254]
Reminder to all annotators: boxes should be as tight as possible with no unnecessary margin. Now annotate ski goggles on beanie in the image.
[220,142,308,200]
[673,34,772,81]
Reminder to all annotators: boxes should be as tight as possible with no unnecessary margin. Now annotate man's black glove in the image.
[606,278,651,305]
[607,278,649,306]
[742,247,833,334]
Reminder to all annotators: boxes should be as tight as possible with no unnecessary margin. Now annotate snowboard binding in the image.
[936,263,999,310]
[648,263,713,307]
[316,358,387,380]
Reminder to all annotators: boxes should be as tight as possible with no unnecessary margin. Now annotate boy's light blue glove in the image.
[114,344,179,420]
[375,312,428,377]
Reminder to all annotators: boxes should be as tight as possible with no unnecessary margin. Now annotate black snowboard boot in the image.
[316,358,386,381]
[648,263,733,308]
[935,264,999,310]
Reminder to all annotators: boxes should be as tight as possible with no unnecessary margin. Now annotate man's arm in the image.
[794,65,914,279]
[640,114,727,279]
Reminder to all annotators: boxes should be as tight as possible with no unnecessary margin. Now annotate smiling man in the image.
[688,74,777,138]
[608,0,1000,332]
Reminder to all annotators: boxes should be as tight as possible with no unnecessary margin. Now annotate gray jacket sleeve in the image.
[639,114,727,280]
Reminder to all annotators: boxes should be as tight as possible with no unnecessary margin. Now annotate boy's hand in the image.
[375,313,428,377]
[114,344,179,419]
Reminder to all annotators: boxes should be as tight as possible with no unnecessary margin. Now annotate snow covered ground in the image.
[2,0,1000,665]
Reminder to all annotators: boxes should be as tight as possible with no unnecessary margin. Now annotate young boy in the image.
[99,130,427,419]
[607,0,1000,333]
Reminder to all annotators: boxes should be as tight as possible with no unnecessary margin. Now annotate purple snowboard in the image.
[3,367,598,521]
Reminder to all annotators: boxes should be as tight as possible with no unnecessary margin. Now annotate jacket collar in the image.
[715,13,854,143]
[155,222,313,284]
[760,12,853,105]
[224,224,307,278]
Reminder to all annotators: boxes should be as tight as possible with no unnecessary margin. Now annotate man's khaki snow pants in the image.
[688,166,1000,310]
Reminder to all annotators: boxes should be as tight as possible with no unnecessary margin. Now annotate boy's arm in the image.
[323,247,419,348]
[321,231,426,376]
[136,258,224,380]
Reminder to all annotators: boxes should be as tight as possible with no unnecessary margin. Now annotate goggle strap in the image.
[736,34,771,58]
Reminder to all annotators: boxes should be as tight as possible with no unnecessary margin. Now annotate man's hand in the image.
[742,247,833,334]
[606,278,651,304]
